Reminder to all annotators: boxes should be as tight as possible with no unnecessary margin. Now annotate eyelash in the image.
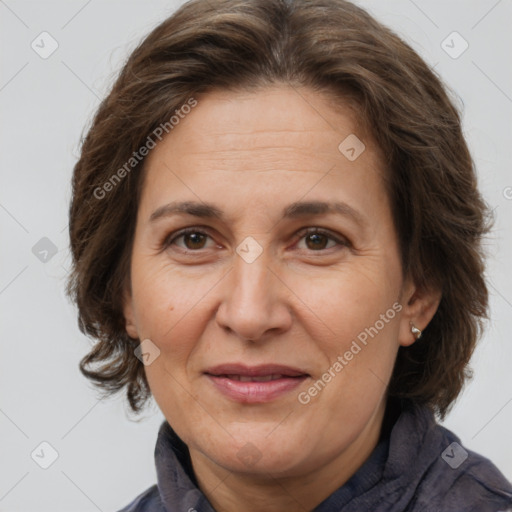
[162,226,350,255]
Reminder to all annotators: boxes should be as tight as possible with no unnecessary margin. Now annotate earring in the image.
[410,322,422,340]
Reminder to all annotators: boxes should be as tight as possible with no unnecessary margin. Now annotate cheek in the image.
[131,261,214,423]
[130,258,209,360]
[289,259,401,354]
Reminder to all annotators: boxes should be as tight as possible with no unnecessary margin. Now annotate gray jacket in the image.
[118,399,512,511]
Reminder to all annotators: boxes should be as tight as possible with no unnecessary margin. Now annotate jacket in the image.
[117,399,512,511]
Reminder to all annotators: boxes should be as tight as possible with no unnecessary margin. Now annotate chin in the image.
[200,427,314,476]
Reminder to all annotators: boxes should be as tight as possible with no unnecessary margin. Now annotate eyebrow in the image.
[149,200,367,227]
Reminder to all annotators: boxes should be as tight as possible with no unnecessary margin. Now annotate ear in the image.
[122,281,139,340]
[397,276,442,347]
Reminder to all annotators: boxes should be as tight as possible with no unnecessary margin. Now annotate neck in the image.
[188,399,388,512]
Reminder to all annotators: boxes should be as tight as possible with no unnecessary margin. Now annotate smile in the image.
[204,364,309,403]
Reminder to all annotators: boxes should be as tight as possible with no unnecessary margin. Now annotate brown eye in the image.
[295,228,348,252]
[163,226,348,255]
[182,232,208,250]
[164,228,214,252]
[304,232,329,250]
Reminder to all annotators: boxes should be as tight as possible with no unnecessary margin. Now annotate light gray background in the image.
[1,0,511,510]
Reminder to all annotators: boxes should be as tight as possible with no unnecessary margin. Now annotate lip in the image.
[204,363,309,403]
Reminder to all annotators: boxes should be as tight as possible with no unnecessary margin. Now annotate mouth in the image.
[213,374,299,382]
[204,364,309,403]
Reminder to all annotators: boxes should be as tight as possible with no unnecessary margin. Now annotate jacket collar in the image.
[152,398,511,511]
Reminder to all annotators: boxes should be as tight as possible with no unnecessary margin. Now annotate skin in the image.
[123,85,441,512]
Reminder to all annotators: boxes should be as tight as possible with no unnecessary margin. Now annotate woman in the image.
[66,0,512,510]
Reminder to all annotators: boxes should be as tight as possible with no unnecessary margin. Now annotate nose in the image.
[215,248,293,342]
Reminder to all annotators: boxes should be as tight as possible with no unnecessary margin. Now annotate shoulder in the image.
[412,423,512,511]
[116,484,164,512]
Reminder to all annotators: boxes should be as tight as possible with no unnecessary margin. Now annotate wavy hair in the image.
[67,0,493,418]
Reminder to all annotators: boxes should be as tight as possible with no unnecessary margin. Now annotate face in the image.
[123,85,433,479]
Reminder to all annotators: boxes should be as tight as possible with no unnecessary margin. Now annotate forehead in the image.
[149,86,369,158]
[139,86,388,222]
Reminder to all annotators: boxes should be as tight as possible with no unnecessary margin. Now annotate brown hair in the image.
[67,0,493,418]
